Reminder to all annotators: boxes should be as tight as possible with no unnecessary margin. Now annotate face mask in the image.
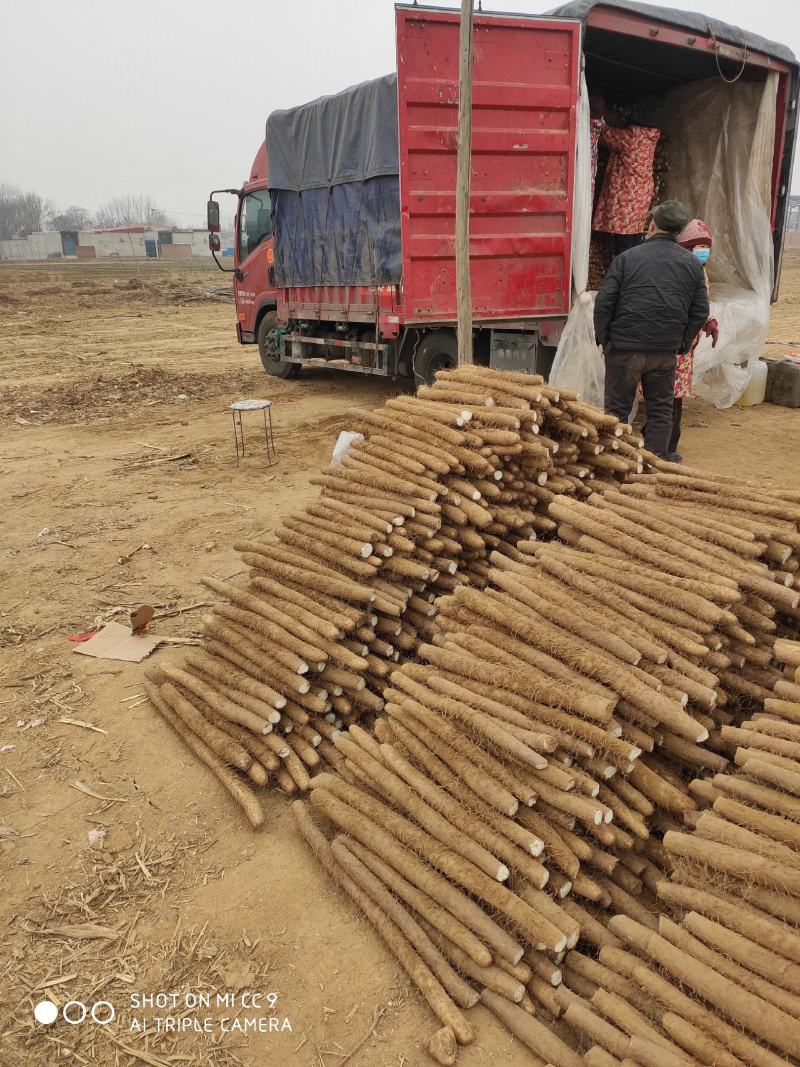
[693,248,711,265]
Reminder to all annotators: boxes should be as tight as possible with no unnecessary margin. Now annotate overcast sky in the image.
[2,0,798,225]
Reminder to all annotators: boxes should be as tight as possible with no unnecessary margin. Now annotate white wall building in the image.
[0,227,215,260]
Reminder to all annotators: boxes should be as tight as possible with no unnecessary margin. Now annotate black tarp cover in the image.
[266,74,398,192]
[266,74,401,288]
[547,0,796,64]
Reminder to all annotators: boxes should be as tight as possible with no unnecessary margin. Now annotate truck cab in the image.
[208,145,294,377]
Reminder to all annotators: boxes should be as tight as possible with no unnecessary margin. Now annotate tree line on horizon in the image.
[0,183,174,240]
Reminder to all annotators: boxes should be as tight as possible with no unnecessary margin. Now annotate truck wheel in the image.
[258,311,300,379]
[413,330,457,387]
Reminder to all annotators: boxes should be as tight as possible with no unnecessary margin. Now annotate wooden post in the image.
[455,0,474,365]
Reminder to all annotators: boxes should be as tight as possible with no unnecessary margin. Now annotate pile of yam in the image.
[144,367,800,1065]
[144,366,642,824]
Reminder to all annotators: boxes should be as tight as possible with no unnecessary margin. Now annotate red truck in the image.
[208,1,798,386]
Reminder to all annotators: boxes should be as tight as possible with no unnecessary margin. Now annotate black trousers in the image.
[604,349,676,457]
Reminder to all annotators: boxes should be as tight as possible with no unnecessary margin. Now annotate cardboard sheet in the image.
[72,622,161,663]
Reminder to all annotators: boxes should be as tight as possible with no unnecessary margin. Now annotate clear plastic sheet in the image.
[550,73,778,409]
[550,74,606,407]
[661,74,777,407]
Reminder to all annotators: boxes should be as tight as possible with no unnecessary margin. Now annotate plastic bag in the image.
[331,430,363,466]
[550,292,604,407]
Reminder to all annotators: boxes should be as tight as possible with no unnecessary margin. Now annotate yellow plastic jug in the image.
[735,359,768,407]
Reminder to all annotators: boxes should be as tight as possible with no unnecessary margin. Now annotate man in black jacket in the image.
[594,200,710,458]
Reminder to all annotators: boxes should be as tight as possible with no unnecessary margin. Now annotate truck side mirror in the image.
[207,200,221,233]
[208,232,221,252]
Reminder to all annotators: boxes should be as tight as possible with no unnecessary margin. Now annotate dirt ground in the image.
[1,255,799,1067]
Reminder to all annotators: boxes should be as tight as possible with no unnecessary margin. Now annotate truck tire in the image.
[413,330,457,387]
[258,311,300,379]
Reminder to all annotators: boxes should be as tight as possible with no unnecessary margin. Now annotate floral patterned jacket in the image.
[593,125,660,236]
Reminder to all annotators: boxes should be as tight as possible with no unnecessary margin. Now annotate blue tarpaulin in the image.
[266,75,401,288]
[271,179,400,287]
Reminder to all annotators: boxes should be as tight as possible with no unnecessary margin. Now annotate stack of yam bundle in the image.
[143,368,800,1065]
[582,641,800,1067]
[144,367,642,827]
[292,479,800,1063]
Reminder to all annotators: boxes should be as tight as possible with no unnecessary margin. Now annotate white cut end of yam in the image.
[278,746,291,759]
[497,865,510,882]
[508,801,519,817]
[551,969,563,986]
[537,473,548,485]
[493,470,502,480]
[330,728,341,741]
[298,663,309,675]
[324,712,336,723]
[556,885,571,901]
[383,547,394,557]
[360,544,373,558]
[470,490,481,501]
[275,697,287,709]
[460,410,472,421]
[697,727,710,742]
[262,724,273,735]
[284,724,293,734]
[603,808,613,822]
[368,614,378,626]
[592,811,602,824]
[590,784,600,797]
[604,766,616,779]
[297,681,310,694]
[555,935,568,952]
[310,733,322,746]
[529,839,544,857]
[485,398,495,406]
[446,562,457,574]
[392,516,404,526]
[268,710,282,724]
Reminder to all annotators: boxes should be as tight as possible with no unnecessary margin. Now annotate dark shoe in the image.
[665,452,683,463]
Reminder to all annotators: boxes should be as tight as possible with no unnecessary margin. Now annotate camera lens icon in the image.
[34,1000,58,1026]
[34,999,116,1026]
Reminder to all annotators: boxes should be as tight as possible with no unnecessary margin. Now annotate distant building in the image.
[0,226,224,261]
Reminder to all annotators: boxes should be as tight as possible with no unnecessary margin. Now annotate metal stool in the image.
[230,399,277,466]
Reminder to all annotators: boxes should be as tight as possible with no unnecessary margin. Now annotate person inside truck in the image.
[668,217,719,460]
[592,112,661,258]
[593,200,710,459]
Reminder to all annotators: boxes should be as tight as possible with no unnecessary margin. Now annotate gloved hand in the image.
[704,318,719,348]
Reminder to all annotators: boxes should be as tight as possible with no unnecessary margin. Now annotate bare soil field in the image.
[1,254,799,1067]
